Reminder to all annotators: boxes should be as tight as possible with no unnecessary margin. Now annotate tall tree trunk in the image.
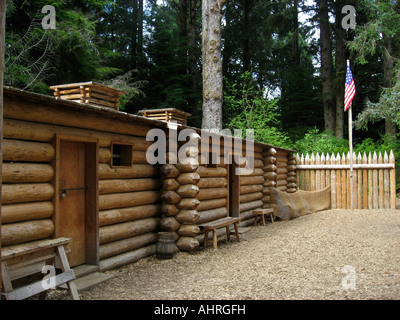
[334,0,347,139]
[0,0,6,292]
[131,0,138,70]
[178,0,188,75]
[202,0,226,131]
[317,0,335,133]
[382,34,397,139]
[292,0,300,66]
[242,0,250,73]
[188,0,200,115]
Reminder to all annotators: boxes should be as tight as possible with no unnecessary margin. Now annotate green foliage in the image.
[293,128,349,155]
[223,72,292,149]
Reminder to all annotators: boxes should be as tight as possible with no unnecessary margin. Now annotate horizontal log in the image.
[2,163,54,183]
[262,195,270,203]
[176,172,200,185]
[99,204,161,227]
[277,180,288,187]
[287,188,297,193]
[178,224,200,237]
[161,190,181,204]
[264,172,277,180]
[197,198,227,212]
[175,210,200,224]
[160,217,180,232]
[99,164,158,180]
[263,156,276,164]
[4,118,153,150]
[160,164,180,178]
[277,186,287,191]
[161,204,179,216]
[162,178,180,191]
[196,166,227,177]
[196,207,227,224]
[197,187,228,201]
[177,184,200,198]
[99,147,112,163]
[2,201,54,224]
[245,168,264,177]
[276,150,288,158]
[263,164,277,172]
[2,139,55,162]
[99,217,160,244]
[288,159,296,165]
[176,158,199,172]
[99,233,157,260]
[263,148,277,157]
[176,236,199,251]
[276,156,288,163]
[276,167,288,174]
[239,200,263,213]
[276,174,287,181]
[287,182,297,188]
[287,176,297,183]
[133,150,149,164]
[240,192,263,204]
[240,176,264,186]
[177,198,200,210]
[5,97,154,138]
[100,244,156,271]
[1,219,54,246]
[2,183,54,204]
[99,190,160,210]
[197,177,227,189]
[99,178,160,195]
[263,187,271,195]
[264,181,276,188]
[240,184,263,195]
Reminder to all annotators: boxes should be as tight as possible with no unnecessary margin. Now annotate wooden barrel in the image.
[156,232,175,259]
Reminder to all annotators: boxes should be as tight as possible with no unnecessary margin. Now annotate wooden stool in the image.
[252,208,274,226]
[1,238,79,300]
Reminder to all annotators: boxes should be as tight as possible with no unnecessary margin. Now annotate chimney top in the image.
[50,82,125,110]
[138,108,191,126]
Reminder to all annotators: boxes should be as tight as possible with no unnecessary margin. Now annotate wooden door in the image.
[229,162,240,217]
[59,141,87,267]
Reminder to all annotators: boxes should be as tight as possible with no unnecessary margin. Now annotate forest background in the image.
[4,0,400,192]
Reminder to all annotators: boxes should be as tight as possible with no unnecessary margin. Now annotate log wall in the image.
[1,113,160,271]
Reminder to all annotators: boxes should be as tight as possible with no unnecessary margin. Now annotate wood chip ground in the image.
[48,209,400,300]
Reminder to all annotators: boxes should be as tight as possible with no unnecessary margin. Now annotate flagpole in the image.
[347,59,354,210]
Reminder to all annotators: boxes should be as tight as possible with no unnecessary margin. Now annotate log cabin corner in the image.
[0,84,296,285]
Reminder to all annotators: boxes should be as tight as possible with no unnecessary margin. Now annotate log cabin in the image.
[0,84,296,276]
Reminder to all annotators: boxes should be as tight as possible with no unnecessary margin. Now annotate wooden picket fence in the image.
[296,151,396,209]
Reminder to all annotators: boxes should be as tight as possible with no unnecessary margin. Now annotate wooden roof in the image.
[3,87,296,153]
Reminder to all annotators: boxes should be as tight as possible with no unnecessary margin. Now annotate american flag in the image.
[344,61,356,112]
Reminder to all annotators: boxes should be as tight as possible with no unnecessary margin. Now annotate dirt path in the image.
[50,209,400,300]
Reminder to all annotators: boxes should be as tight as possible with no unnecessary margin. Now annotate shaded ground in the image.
[50,209,400,300]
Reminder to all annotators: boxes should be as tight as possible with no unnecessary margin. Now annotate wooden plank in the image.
[362,152,368,209]
[336,153,342,209]
[330,153,337,209]
[368,152,373,209]
[372,151,378,209]
[378,152,384,209]
[4,269,75,300]
[389,150,396,209]
[198,217,242,230]
[1,238,71,260]
[357,153,363,209]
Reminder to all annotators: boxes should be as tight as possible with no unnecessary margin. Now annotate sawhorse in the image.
[1,238,79,300]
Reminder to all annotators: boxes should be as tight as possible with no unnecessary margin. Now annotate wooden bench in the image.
[198,217,242,250]
[1,238,79,300]
[252,208,274,226]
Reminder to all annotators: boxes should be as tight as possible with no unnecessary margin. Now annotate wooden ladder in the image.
[1,238,79,300]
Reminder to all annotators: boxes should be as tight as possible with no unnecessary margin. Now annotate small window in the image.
[111,142,133,167]
[206,151,218,168]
